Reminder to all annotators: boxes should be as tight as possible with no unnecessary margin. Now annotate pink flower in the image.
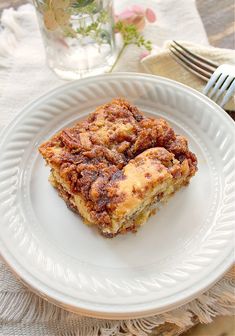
[116,5,156,31]
[131,5,145,14]
[140,50,150,59]
[117,9,134,21]
[145,8,156,23]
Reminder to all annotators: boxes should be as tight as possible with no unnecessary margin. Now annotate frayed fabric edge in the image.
[0,270,234,336]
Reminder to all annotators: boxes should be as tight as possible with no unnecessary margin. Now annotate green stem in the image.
[108,43,127,73]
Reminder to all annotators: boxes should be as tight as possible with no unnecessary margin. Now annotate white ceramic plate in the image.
[0,73,234,319]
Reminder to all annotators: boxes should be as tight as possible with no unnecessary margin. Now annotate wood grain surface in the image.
[196,0,235,48]
[0,1,234,336]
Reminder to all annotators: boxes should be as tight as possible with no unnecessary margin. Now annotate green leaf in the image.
[115,21,153,52]
[100,30,111,43]
[72,0,94,8]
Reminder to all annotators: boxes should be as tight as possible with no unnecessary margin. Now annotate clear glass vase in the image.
[33,0,116,80]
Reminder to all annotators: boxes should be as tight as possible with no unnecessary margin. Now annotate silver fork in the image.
[169,40,235,108]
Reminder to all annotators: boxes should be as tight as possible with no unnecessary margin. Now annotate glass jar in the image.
[33,0,116,80]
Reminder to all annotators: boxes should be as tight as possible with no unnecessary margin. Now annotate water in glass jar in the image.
[34,0,116,80]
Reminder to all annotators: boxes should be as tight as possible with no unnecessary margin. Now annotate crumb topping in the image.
[39,98,197,228]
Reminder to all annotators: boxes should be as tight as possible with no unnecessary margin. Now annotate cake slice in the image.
[39,98,197,237]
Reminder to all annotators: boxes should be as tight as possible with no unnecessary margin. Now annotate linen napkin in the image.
[141,40,235,110]
[0,2,234,336]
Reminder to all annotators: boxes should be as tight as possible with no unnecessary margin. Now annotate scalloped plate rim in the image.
[0,73,234,319]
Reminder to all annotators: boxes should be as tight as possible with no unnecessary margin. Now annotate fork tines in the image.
[169,40,218,81]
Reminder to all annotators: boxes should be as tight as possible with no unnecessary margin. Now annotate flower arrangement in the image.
[111,5,156,71]
[38,0,112,40]
[37,1,156,72]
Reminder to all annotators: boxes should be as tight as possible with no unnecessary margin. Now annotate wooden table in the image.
[197,0,235,48]
[0,1,234,336]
